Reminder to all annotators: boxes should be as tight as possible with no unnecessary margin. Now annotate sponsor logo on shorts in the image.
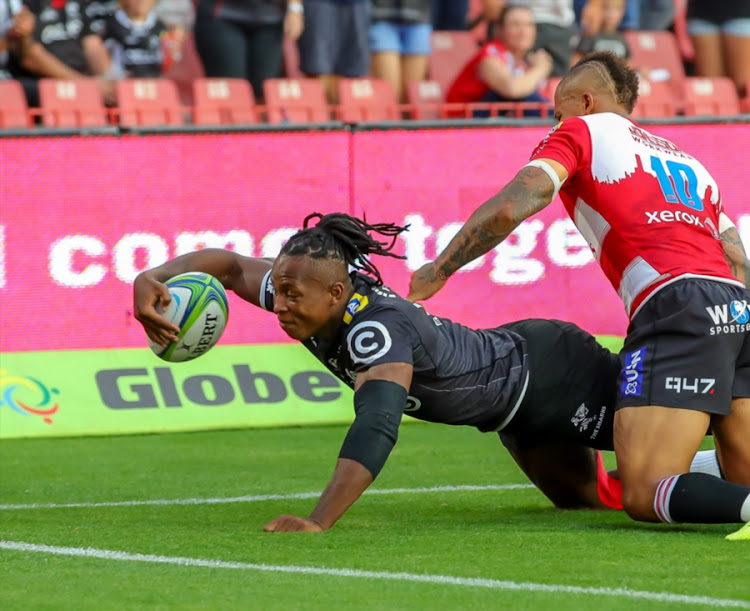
[621,347,646,397]
[664,377,716,394]
[346,321,392,365]
[706,300,750,335]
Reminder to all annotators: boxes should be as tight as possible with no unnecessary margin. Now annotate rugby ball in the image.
[148,272,229,362]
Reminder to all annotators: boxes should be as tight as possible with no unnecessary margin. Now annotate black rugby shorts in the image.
[617,279,750,414]
[498,319,621,452]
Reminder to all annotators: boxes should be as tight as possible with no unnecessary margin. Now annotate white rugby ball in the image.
[148,272,229,362]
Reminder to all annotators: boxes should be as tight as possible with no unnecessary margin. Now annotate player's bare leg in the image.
[615,405,750,523]
[507,442,618,510]
[712,397,750,485]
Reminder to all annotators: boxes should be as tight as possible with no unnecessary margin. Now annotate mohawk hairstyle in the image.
[569,51,640,113]
[279,212,409,285]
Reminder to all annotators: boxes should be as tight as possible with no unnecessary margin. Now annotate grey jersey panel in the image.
[262,273,528,432]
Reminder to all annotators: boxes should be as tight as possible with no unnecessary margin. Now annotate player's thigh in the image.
[712,397,750,485]
[614,406,709,499]
[506,441,602,509]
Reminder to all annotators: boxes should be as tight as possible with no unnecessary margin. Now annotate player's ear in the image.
[582,92,595,115]
[329,281,346,304]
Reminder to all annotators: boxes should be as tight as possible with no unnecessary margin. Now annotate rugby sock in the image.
[689,450,723,479]
[595,451,623,509]
[653,473,750,523]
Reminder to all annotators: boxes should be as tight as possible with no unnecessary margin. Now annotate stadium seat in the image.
[0,80,31,128]
[116,78,184,127]
[38,79,108,127]
[682,77,741,116]
[192,78,257,125]
[631,78,677,118]
[405,80,444,119]
[336,78,399,122]
[428,31,479,92]
[161,31,205,107]
[625,30,686,105]
[263,78,329,123]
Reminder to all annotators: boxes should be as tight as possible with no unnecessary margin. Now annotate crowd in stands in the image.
[0,0,749,127]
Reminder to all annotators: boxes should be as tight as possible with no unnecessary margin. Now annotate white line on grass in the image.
[0,483,534,510]
[1,540,748,608]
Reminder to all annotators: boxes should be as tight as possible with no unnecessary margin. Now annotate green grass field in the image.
[1,424,747,610]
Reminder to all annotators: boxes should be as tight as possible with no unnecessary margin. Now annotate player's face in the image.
[499,8,536,52]
[270,256,347,341]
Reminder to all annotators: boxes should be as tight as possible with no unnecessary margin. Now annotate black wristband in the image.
[338,379,408,479]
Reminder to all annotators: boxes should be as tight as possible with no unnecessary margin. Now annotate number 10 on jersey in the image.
[650,155,704,211]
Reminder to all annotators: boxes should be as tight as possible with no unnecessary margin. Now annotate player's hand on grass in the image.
[264,515,324,532]
[133,273,180,346]
[407,262,447,302]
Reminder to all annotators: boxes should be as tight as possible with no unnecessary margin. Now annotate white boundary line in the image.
[0,483,535,510]
[1,540,748,608]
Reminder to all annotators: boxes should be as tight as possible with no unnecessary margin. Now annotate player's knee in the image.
[621,486,659,522]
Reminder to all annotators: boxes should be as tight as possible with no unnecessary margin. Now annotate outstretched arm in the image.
[133,249,273,346]
[720,214,749,288]
[264,362,413,532]
[408,159,567,301]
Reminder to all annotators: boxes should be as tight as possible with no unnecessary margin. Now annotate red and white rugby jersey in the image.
[530,112,742,318]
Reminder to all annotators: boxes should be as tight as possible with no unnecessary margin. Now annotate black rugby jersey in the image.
[101,10,165,78]
[261,272,529,432]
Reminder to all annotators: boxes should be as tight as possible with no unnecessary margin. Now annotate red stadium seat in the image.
[0,80,31,128]
[192,78,257,125]
[428,31,479,92]
[682,77,741,116]
[631,78,677,118]
[263,78,329,123]
[336,78,399,122]
[405,80,444,119]
[116,78,183,127]
[38,78,108,127]
[625,31,686,105]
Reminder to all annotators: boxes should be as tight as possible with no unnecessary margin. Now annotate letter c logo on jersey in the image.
[346,321,392,365]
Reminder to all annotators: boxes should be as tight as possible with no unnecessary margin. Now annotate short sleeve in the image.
[259,269,275,311]
[345,309,415,372]
[529,117,591,182]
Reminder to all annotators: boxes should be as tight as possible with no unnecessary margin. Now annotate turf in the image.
[1,424,747,610]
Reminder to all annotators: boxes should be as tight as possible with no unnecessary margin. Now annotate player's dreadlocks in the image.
[279,212,409,285]
[568,51,640,113]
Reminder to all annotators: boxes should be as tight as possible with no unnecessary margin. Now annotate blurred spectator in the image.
[446,4,552,116]
[1,2,34,78]
[370,0,433,102]
[430,0,467,30]
[297,0,370,104]
[193,0,303,101]
[86,0,118,36]
[687,0,750,96]
[572,0,629,65]
[639,0,673,30]
[518,0,603,76]
[100,0,171,78]
[8,0,114,106]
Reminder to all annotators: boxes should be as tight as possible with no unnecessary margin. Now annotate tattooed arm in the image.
[407,159,568,301]
[720,217,749,288]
